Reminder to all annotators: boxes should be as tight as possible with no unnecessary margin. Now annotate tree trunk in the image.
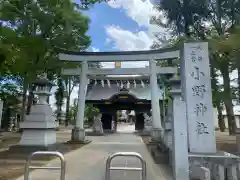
[221,66,236,135]
[225,100,236,135]
[65,78,71,127]
[210,64,225,131]
[21,79,28,122]
[216,103,225,132]
[26,83,34,115]
[65,95,70,127]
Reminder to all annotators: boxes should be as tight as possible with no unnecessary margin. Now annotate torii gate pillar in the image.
[71,61,88,142]
[150,60,163,141]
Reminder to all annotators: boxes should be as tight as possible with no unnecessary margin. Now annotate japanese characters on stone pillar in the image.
[181,42,216,153]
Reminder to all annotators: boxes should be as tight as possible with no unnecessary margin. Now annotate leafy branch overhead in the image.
[0,0,105,123]
[0,0,91,78]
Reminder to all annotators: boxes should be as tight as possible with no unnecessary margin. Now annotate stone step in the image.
[157,143,169,153]
[151,147,169,164]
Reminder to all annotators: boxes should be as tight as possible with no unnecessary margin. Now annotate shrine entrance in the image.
[59,49,177,139]
[85,78,158,132]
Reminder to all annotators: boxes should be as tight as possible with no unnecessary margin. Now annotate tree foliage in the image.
[0,0,101,124]
[153,0,240,134]
[55,78,65,122]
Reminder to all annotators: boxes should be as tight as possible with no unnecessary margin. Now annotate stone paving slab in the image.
[16,125,173,180]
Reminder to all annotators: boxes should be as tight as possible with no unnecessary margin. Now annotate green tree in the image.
[0,80,21,129]
[153,0,240,134]
[0,0,91,121]
[84,104,100,125]
[63,76,79,126]
[55,78,65,123]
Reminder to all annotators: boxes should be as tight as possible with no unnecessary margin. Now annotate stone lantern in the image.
[18,74,58,149]
[168,75,181,97]
[8,105,16,132]
[33,77,54,104]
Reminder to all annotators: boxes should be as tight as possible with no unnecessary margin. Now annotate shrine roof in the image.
[85,84,164,101]
[88,78,163,85]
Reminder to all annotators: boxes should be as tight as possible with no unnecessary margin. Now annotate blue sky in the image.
[80,0,167,69]
[84,3,142,51]
[81,0,165,53]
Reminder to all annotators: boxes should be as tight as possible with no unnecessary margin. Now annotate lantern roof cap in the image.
[33,78,55,86]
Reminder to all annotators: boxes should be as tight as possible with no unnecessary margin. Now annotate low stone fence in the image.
[189,152,240,180]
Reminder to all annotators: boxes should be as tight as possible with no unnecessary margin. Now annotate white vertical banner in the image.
[182,42,216,153]
[127,81,130,89]
[133,80,137,88]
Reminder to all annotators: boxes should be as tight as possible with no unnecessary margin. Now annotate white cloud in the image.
[105,25,152,51]
[108,0,162,29]
[104,25,152,68]
[107,0,167,39]
[91,47,100,52]
[105,0,168,68]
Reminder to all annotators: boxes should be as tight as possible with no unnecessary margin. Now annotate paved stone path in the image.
[16,124,172,180]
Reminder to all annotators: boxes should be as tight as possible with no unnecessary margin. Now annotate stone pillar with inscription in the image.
[150,59,163,141]
[181,42,216,153]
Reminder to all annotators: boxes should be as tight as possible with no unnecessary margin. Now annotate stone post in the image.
[8,106,15,132]
[170,77,189,180]
[164,76,182,149]
[236,128,240,152]
[149,59,163,141]
[72,61,88,142]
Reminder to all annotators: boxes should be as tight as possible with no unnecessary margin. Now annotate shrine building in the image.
[85,75,167,131]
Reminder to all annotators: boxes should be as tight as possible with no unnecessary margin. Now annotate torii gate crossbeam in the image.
[58,48,180,62]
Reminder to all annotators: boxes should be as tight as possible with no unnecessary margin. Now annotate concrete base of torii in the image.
[151,128,164,142]
[71,128,91,144]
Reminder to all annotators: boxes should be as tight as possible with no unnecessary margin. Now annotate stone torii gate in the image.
[60,48,179,143]
[59,42,216,180]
